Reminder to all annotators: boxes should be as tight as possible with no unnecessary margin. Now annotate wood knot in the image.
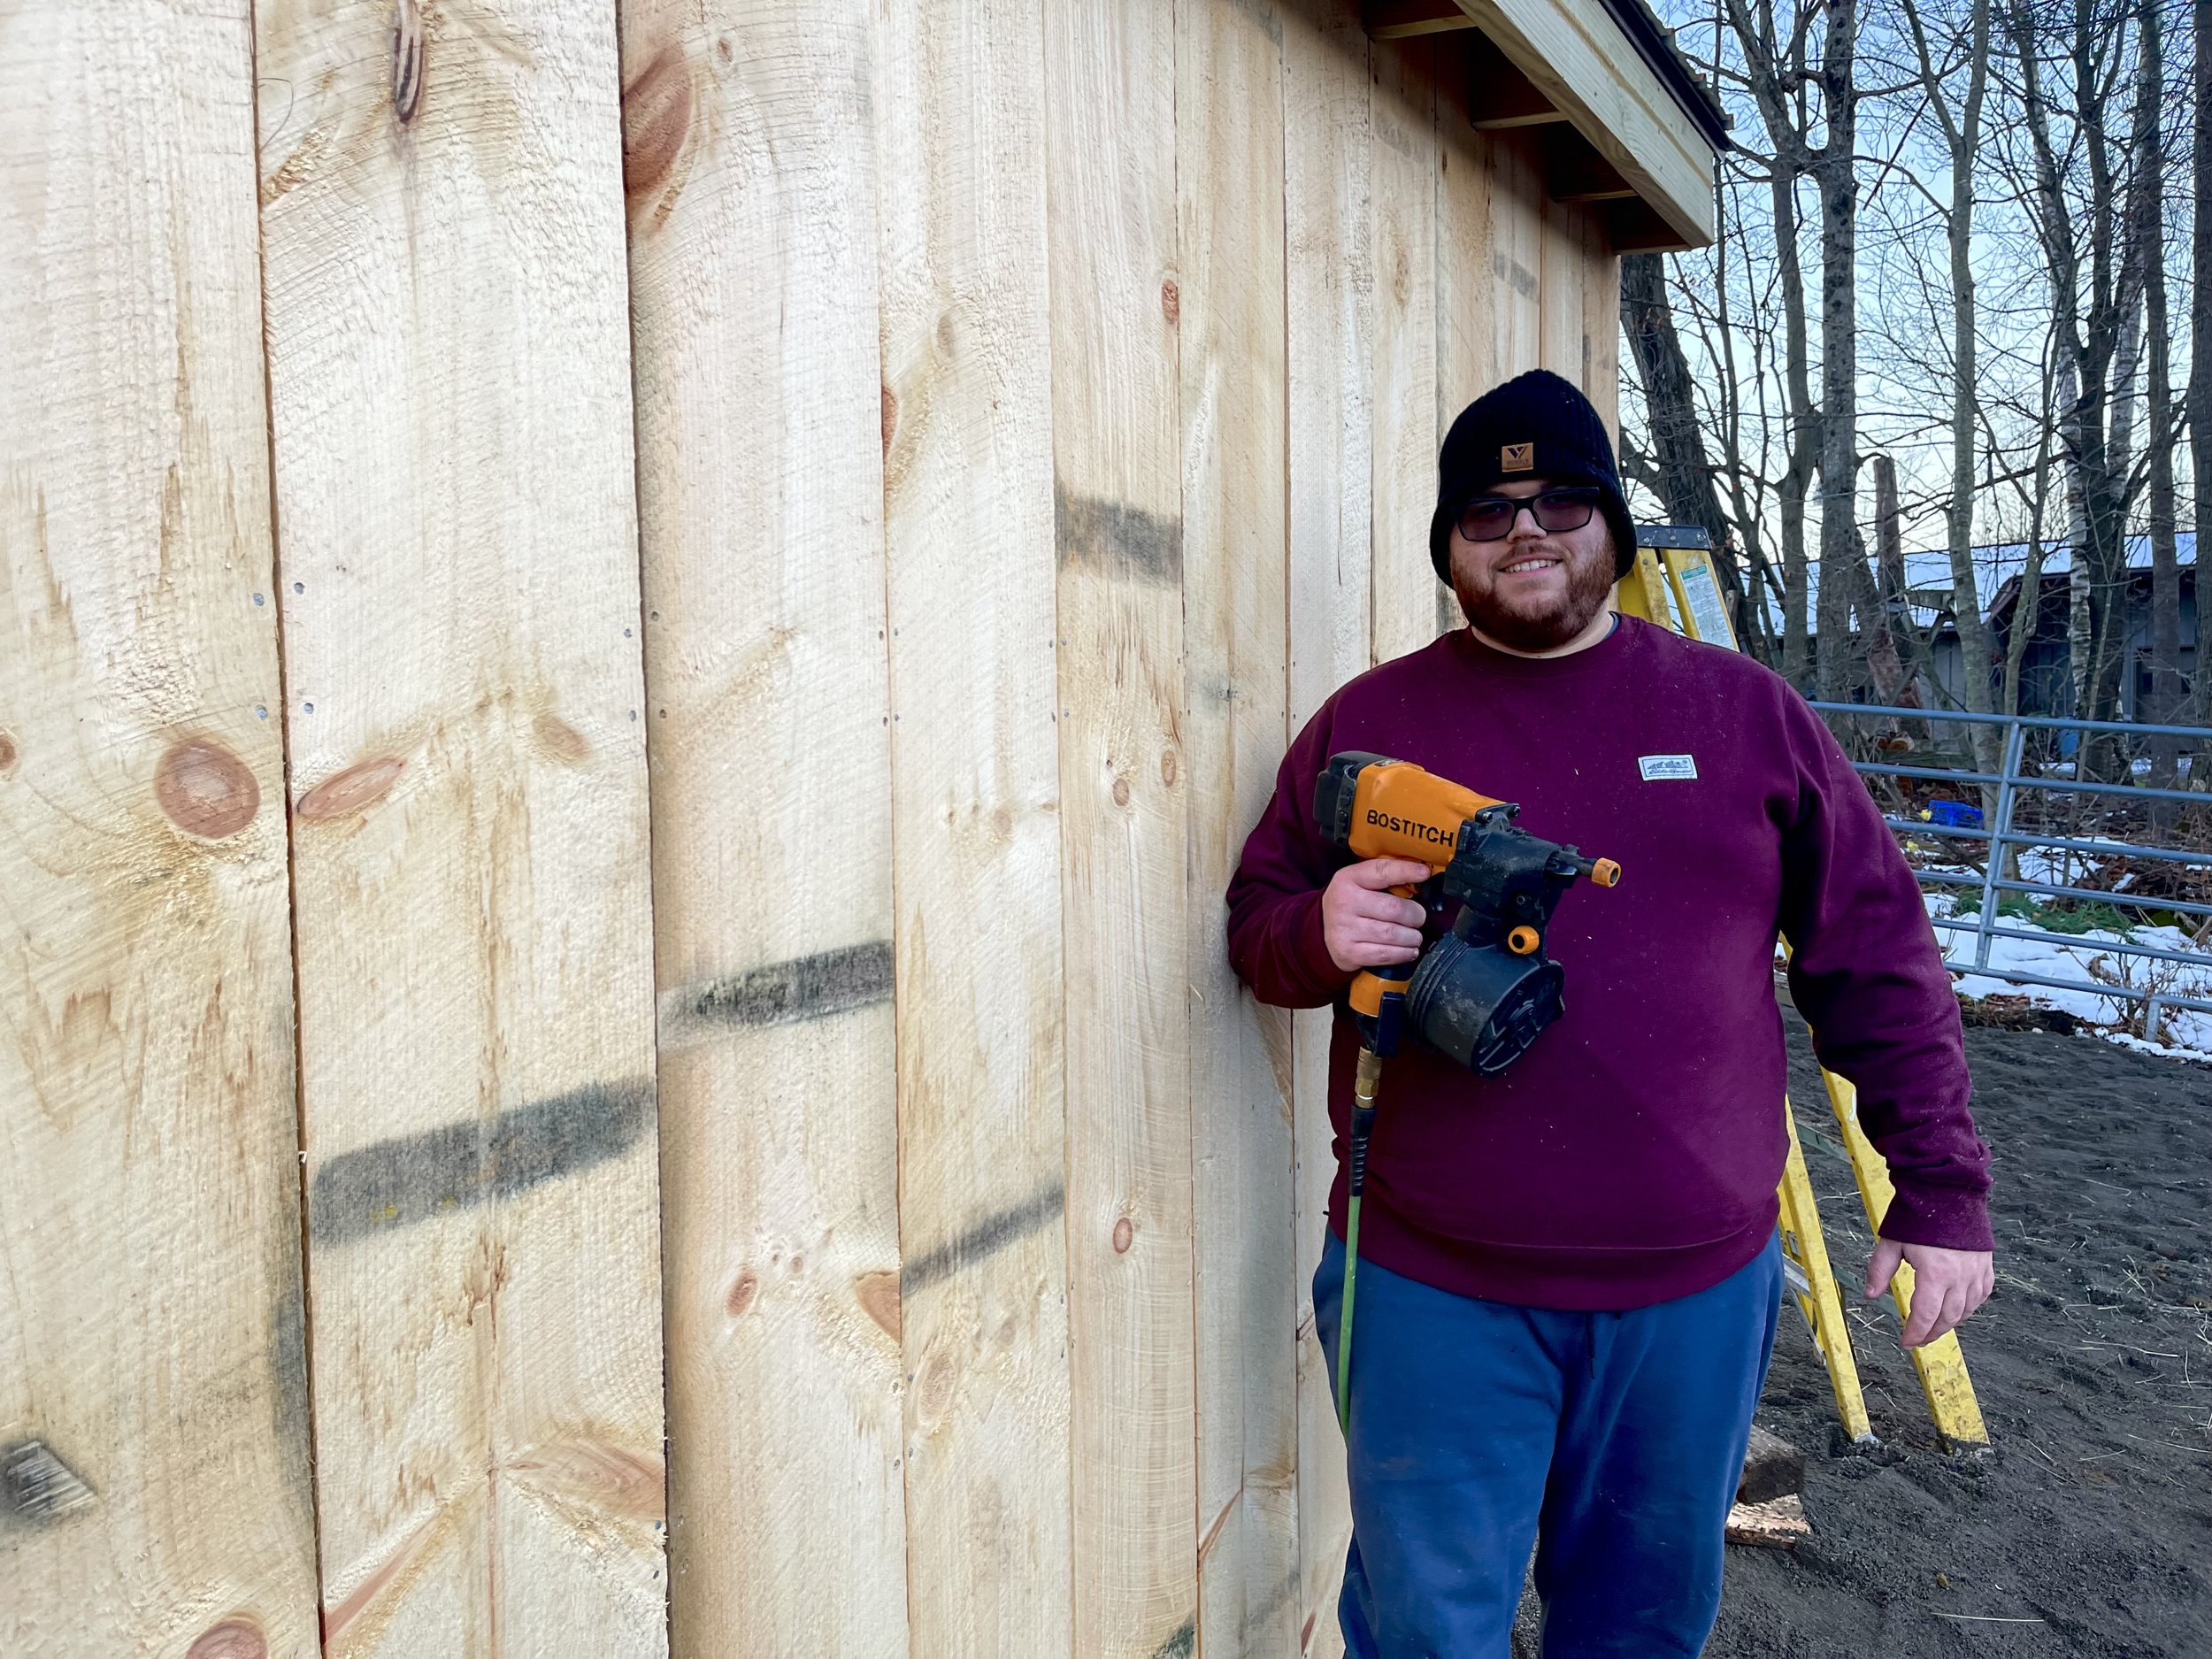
[533,713,590,766]
[1160,277,1180,325]
[1111,776,1132,808]
[188,1618,267,1659]
[726,1267,759,1318]
[1159,750,1178,787]
[621,46,693,204]
[296,756,404,821]
[155,739,259,839]
[1112,1217,1134,1254]
[916,1351,957,1426]
[880,385,898,455]
[391,0,424,124]
[0,728,17,775]
[854,1269,902,1340]
[505,1439,664,1520]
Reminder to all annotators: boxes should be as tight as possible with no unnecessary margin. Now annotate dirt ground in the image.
[1704,1013,2212,1657]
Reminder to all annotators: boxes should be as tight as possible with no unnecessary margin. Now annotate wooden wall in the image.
[1,3,1617,1655]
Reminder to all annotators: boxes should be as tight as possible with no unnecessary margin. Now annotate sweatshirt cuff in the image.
[1290,894,1356,1004]
[1877,1182,1996,1253]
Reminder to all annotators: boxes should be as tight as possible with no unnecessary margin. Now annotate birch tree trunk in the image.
[1902,0,2000,772]
[1814,0,1863,703]
[1726,0,1820,686]
[2192,0,2212,738]
[1775,164,1816,687]
[2134,0,2181,792]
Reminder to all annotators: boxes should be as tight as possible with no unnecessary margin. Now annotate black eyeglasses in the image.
[1455,486,1601,543]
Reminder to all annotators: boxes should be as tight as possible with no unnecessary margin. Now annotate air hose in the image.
[1336,1047,1385,1435]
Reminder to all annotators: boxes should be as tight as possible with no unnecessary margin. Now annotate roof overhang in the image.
[1366,0,1725,251]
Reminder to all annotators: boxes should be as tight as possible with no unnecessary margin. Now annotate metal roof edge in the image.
[1589,0,1732,153]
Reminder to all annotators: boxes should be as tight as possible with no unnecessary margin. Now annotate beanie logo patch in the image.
[1501,442,1534,472]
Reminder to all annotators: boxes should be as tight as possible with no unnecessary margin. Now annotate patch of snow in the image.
[2099,1030,2212,1065]
[1929,890,2212,1052]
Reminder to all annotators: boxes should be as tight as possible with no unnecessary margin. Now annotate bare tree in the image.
[2004,0,2142,765]
[1866,454,1922,710]
[2193,0,2212,733]
[1900,0,2003,772]
[1813,0,1865,702]
[2132,0,2184,790]
[1619,253,1774,658]
[2001,344,2062,727]
[1724,0,1826,686]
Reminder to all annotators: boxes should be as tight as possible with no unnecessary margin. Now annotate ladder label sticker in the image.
[1639,753,1698,781]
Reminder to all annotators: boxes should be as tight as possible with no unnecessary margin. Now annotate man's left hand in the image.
[1863,1240,1993,1348]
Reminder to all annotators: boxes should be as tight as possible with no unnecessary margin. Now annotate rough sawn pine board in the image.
[1282,3,1374,1651]
[1370,33,1443,665]
[254,2,667,1651]
[1177,3,1302,1652]
[618,3,908,1655]
[874,0,1076,1649]
[1044,1,1202,1652]
[0,4,320,1654]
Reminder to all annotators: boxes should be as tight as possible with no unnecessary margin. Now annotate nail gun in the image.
[1311,751,1620,1432]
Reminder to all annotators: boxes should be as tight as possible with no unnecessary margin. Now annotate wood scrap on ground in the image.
[1728,1425,1811,1549]
[1725,1494,1812,1549]
[1738,1424,1808,1506]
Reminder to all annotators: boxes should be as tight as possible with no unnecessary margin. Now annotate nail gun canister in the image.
[1404,928,1568,1074]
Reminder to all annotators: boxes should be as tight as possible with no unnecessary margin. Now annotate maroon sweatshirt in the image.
[1227,617,1993,1310]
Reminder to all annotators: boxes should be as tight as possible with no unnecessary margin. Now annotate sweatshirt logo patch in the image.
[1501,442,1534,472]
[1639,754,1698,781]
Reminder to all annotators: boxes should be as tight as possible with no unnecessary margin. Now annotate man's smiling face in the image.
[1446,476,1617,654]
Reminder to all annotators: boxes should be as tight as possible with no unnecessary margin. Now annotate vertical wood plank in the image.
[1283,4,1371,1652]
[0,7,320,1654]
[1432,35,1497,633]
[1370,35,1441,664]
[1540,191,1591,388]
[1433,35,1499,416]
[873,1,1074,1652]
[1582,219,1622,434]
[618,4,907,1653]
[1488,129,1544,381]
[1044,4,1201,1655]
[254,4,667,1652]
[1178,0,1300,1653]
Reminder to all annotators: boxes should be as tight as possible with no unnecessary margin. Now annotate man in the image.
[1225,370,1993,1658]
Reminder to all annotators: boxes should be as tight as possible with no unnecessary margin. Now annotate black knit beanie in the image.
[1428,369,1637,582]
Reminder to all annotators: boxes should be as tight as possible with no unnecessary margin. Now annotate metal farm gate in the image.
[1811,702,2212,1044]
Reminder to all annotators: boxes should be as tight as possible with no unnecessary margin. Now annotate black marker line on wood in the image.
[659,941,895,1051]
[391,0,424,123]
[1055,483,1184,584]
[1,1440,95,1527]
[901,1185,1067,1299]
[309,1077,655,1244]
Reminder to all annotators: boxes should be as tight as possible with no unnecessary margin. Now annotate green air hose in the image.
[1335,1051,1384,1436]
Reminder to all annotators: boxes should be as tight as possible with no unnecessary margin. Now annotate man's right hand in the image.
[1322,858,1432,972]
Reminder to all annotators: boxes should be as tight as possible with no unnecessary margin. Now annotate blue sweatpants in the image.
[1315,1233,1784,1659]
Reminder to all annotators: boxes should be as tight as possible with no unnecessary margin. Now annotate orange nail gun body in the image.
[1315,752,1618,1072]
[1312,751,1619,1433]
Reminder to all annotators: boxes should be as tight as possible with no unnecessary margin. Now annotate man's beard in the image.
[1453,543,1617,652]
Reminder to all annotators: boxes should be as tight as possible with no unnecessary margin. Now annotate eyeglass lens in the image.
[1456,488,1598,542]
